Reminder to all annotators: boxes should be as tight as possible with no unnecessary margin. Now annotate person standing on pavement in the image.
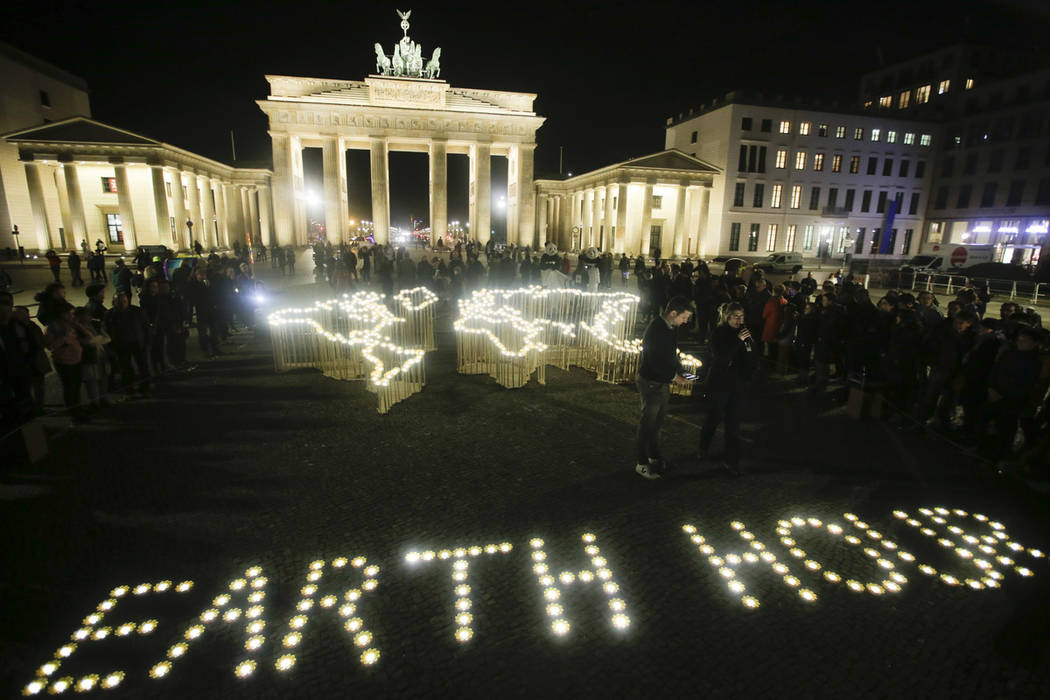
[698,302,757,474]
[635,295,694,480]
[45,250,61,282]
[103,291,152,396]
[67,250,83,287]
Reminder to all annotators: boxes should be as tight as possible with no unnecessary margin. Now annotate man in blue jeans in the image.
[635,296,694,480]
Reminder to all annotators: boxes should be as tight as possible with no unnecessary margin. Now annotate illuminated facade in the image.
[5,118,271,253]
[533,151,718,256]
[0,42,91,251]
[665,97,935,260]
[908,67,1050,266]
[257,75,545,249]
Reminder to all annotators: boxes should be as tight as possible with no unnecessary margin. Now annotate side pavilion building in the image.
[4,117,272,253]
[534,150,719,257]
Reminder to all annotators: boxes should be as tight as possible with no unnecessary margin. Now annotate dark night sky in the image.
[4,0,1048,228]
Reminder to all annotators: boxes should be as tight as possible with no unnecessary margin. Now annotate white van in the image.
[755,252,804,274]
[901,245,995,274]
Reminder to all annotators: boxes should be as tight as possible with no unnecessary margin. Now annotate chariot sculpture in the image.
[374,9,442,79]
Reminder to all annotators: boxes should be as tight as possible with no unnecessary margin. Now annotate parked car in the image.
[711,257,748,275]
[755,252,803,274]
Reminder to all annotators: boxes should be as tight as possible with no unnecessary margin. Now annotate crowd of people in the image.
[3,237,1048,475]
[637,258,1048,474]
[0,246,260,428]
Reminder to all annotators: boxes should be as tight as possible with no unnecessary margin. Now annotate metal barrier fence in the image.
[268,287,438,414]
[864,268,1047,305]
[454,288,701,390]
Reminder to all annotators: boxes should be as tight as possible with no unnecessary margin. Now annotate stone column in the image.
[113,164,138,250]
[506,145,520,246]
[582,189,594,248]
[469,142,492,244]
[322,135,345,244]
[429,139,448,247]
[212,179,226,247]
[186,173,202,248]
[639,182,655,256]
[671,183,688,258]
[270,132,294,246]
[249,188,260,245]
[240,186,252,241]
[226,184,244,246]
[290,135,306,245]
[537,194,548,245]
[369,136,390,244]
[150,165,172,247]
[697,186,712,257]
[170,170,188,250]
[24,162,53,250]
[615,183,629,254]
[516,144,536,248]
[258,184,274,247]
[603,184,616,253]
[591,187,602,250]
[202,178,217,248]
[55,169,73,247]
[62,163,88,250]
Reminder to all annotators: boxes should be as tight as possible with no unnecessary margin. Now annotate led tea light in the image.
[23,577,193,696]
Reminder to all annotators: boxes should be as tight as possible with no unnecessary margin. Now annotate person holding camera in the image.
[635,295,694,480]
[698,302,757,474]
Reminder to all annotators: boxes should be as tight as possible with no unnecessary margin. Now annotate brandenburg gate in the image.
[257,11,546,248]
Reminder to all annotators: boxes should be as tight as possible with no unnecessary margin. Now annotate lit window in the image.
[898,90,911,109]
[770,185,783,208]
[938,79,950,95]
[101,177,117,193]
[790,185,802,209]
[831,154,842,172]
[835,126,846,139]
[965,78,975,90]
[854,127,864,140]
[799,122,811,135]
[814,153,825,171]
[864,101,873,109]
[795,151,807,169]
[879,96,892,108]
[871,128,881,142]
[818,124,828,137]
[775,149,787,168]
[652,195,663,208]
[887,130,898,143]
[766,224,778,251]
[903,132,916,145]
[849,156,861,174]
[919,134,932,147]
[916,85,931,104]
[785,224,797,251]
[779,120,791,134]
[802,225,813,250]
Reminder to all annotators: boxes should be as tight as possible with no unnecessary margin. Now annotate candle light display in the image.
[454,288,700,390]
[274,556,382,669]
[268,288,437,413]
[21,580,191,696]
[19,506,1045,694]
[404,542,513,643]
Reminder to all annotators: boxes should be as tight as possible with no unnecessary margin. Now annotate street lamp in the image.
[11,224,23,265]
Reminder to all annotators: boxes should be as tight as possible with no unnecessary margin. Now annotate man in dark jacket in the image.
[914,310,977,429]
[699,302,757,473]
[103,292,151,395]
[185,268,221,357]
[635,296,694,480]
[67,250,83,287]
[980,327,1041,461]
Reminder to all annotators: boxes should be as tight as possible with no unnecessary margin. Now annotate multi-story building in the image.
[665,93,936,260]
[0,42,273,254]
[857,44,1032,119]
[0,41,91,251]
[860,46,1050,267]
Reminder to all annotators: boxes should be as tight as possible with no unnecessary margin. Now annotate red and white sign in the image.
[950,246,968,267]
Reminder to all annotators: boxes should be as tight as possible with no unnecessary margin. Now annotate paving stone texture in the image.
[1,266,1048,699]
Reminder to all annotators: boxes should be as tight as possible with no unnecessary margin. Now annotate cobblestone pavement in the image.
[2,279,1049,699]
